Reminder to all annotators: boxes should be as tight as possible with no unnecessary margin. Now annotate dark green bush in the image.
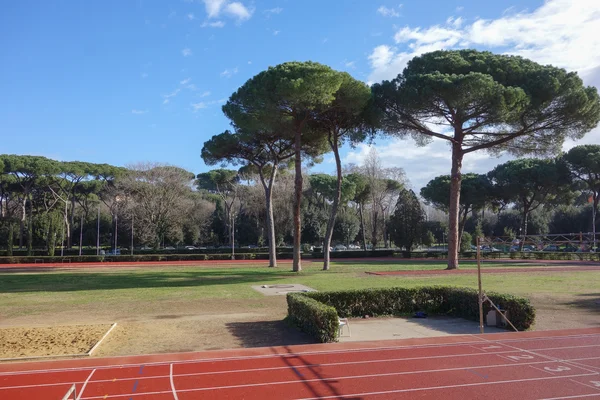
[286,293,339,343]
[287,286,535,342]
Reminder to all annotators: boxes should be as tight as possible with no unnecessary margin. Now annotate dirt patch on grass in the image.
[0,324,112,359]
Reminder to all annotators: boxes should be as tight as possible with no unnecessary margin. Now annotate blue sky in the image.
[2,0,599,189]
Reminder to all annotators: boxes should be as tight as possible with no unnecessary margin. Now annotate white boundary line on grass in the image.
[87,323,117,356]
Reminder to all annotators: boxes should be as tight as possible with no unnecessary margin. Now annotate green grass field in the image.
[1,261,597,307]
[1,260,597,357]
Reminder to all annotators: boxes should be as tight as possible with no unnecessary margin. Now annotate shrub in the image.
[287,286,535,343]
[286,293,339,343]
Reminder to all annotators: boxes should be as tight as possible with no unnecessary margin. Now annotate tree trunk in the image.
[522,204,530,245]
[292,130,302,272]
[593,193,598,250]
[323,134,342,271]
[26,199,33,256]
[371,210,378,250]
[447,144,464,270]
[359,203,367,251]
[259,166,278,268]
[7,221,14,256]
[68,196,76,248]
[19,197,26,249]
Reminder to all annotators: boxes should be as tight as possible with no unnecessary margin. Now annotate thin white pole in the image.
[96,206,100,255]
[477,236,484,334]
[114,213,118,254]
[131,214,134,256]
[79,213,83,256]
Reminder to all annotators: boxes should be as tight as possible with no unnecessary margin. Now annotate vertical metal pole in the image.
[114,212,118,254]
[96,206,100,255]
[61,200,67,257]
[477,236,484,334]
[231,213,235,260]
[79,213,83,256]
[131,214,134,256]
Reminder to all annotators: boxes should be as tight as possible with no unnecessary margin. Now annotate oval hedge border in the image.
[287,286,535,343]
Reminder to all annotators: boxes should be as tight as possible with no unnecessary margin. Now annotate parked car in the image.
[163,246,176,250]
[185,246,197,250]
[542,245,560,252]
[334,245,347,251]
[480,245,501,252]
[562,245,579,253]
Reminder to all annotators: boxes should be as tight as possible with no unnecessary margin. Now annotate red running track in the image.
[1,328,599,399]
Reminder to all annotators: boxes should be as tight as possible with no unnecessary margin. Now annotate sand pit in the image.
[0,324,114,359]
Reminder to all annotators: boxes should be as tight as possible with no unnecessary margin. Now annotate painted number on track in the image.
[507,354,535,361]
[481,345,503,350]
[544,366,571,373]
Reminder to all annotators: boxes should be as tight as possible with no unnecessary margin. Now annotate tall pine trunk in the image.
[26,199,33,256]
[323,134,342,271]
[7,221,14,256]
[447,144,464,270]
[359,204,367,251]
[259,166,278,268]
[292,129,302,272]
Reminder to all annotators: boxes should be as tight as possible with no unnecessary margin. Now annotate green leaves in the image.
[374,49,600,155]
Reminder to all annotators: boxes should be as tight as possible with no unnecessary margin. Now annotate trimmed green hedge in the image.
[287,293,340,343]
[287,286,535,343]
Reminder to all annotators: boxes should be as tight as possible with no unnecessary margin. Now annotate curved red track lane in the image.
[1,328,599,399]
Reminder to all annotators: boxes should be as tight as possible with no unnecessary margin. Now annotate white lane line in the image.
[76,369,96,400]
[568,378,600,392]
[3,336,599,378]
[170,364,179,400]
[540,394,600,400]
[78,372,599,399]
[3,351,600,392]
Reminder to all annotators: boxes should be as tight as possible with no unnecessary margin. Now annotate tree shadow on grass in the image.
[0,269,303,293]
[562,293,600,313]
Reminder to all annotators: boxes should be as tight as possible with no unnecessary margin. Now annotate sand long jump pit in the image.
[251,284,317,296]
[0,323,117,361]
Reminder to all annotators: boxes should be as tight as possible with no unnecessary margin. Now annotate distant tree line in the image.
[4,50,599,271]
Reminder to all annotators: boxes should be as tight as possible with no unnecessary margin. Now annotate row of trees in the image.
[0,156,215,255]
[203,49,600,270]
[390,145,600,251]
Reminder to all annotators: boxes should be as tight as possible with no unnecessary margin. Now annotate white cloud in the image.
[377,5,402,18]
[363,0,600,189]
[191,102,207,112]
[187,13,195,20]
[200,91,211,97]
[446,16,463,28]
[264,7,283,16]
[456,6,464,12]
[273,30,280,36]
[368,0,600,82]
[141,73,149,79]
[181,48,192,57]
[220,67,238,78]
[203,0,227,18]
[203,0,253,22]
[345,60,356,69]
[201,20,225,28]
[247,60,252,64]
[180,78,191,85]
[131,109,148,115]
[224,2,253,21]
[162,88,181,104]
